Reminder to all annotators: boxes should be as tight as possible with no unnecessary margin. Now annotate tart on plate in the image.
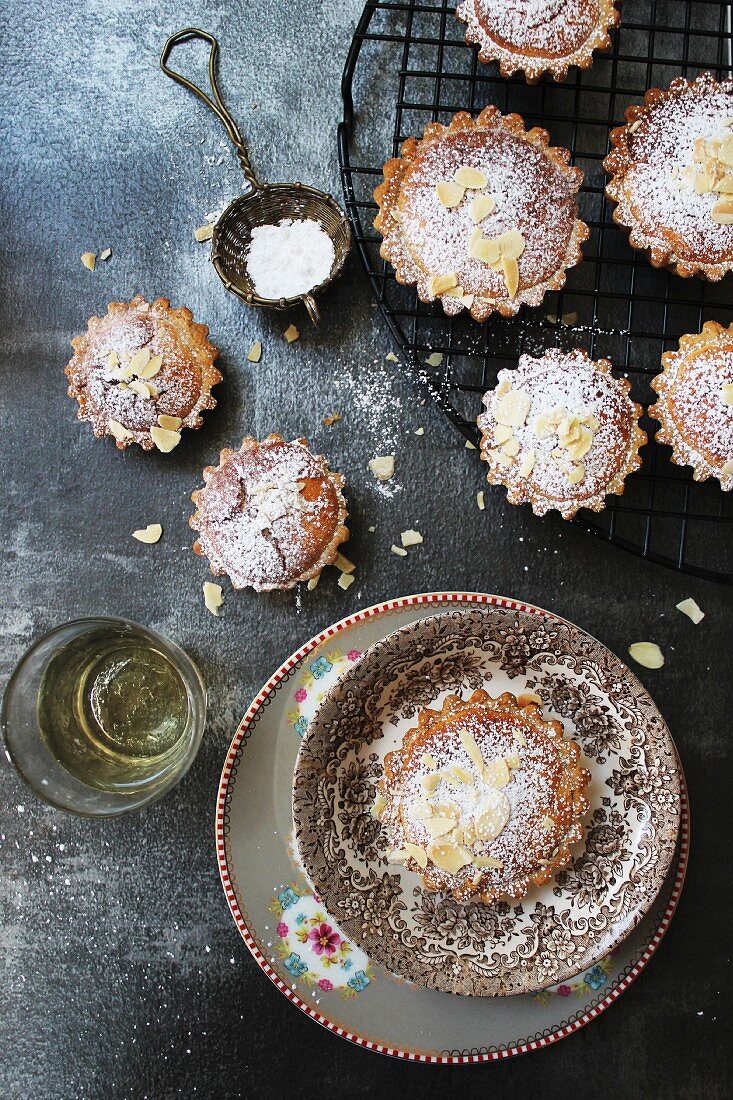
[65,295,221,451]
[189,434,348,592]
[456,0,619,83]
[650,321,733,490]
[477,347,646,518]
[374,107,588,321]
[605,71,733,280]
[375,688,590,904]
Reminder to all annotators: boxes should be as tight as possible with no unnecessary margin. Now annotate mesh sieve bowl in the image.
[161,28,351,325]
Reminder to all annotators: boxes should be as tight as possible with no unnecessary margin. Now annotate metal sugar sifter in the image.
[161,28,351,325]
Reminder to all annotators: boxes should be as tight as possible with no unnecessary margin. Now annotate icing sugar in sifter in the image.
[161,29,351,325]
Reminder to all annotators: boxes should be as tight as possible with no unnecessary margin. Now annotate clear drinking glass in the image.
[1,617,206,816]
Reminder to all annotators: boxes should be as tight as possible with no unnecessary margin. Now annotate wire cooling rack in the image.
[338,0,733,583]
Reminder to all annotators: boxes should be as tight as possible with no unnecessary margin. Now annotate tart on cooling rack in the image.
[477,347,646,519]
[650,322,733,491]
[189,434,349,592]
[456,0,619,83]
[605,71,733,280]
[374,688,590,904]
[373,107,588,321]
[65,296,221,451]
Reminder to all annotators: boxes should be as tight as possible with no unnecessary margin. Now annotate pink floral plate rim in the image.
[216,592,689,1063]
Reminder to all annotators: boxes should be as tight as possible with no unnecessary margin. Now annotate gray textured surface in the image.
[1,2,731,1098]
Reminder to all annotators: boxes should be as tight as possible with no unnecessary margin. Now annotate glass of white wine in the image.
[2,618,206,816]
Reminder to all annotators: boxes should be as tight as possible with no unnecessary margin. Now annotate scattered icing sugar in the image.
[655,342,733,481]
[462,0,600,58]
[478,348,640,517]
[245,218,335,300]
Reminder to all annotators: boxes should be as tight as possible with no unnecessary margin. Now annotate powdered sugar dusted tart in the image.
[456,0,619,83]
[65,296,221,450]
[374,108,588,321]
[189,435,348,592]
[650,322,733,491]
[375,689,590,904]
[605,72,733,280]
[478,347,646,519]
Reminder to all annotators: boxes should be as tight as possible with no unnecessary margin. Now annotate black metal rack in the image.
[338,0,733,583]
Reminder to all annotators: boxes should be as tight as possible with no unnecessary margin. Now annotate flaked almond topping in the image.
[128,348,151,375]
[628,641,665,669]
[425,352,443,368]
[128,379,154,400]
[459,727,485,771]
[721,382,733,405]
[421,773,441,793]
[411,801,434,821]
[483,758,511,789]
[460,293,475,308]
[459,819,476,847]
[404,842,428,868]
[150,425,181,453]
[504,752,521,770]
[722,458,733,476]
[676,597,705,624]
[444,764,474,786]
[518,450,536,479]
[628,119,641,134]
[711,200,733,224]
[473,856,504,870]
[401,529,423,547]
[426,840,473,874]
[386,351,398,362]
[137,354,163,379]
[551,447,566,466]
[391,544,408,557]
[470,193,496,222]
[388,848,408,863]
[465,440,476,449]
[194,223,214,242]
[493,423,514,445]
[454,165,487,189]
[501,255,519,298]
[81,251,96,271]
[567,463,586,485]
[423,816,457,839]
[495,389,531,428]
[107,418,132,442]
[247,341,262,363]
[107,350,119,370]
[420,753,437,769]
[307,575,320,591]
[719,134,733,166]
[514,730,526,747]
[371,792,387,819]
[469,234,502,265]
[715,176,733,194]
[284,324,299,343]
[414,426,425,436]
[435,180,465,208]
[368,454,395,480]
[541,815,555,830]
[476,490,485,511]
[158,414,182,430]
[428,272,459,296]
[334,551,356,574]
[500,436,520,458]
[323,411,342,426]
[473,789,511,841]
[516,692,542,708]
[497,229,525,260]
[99,248,112,261]
[564,428,594,461]
[116,382,130,391]
[203,581,224,616]
[338,572,355,590]
[132,523,162,544]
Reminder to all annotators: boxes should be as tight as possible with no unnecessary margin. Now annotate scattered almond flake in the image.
[628,642,665,669]
[99,248,112,261]
[422,816,456,839]
[518,450,536,479]
[150,426,181,453]
[498,229,525,260]
[473,856,504,870]
[562,311,579,325]
[391,543,408,557]
[306,575,320,591]
[476,490,485,510]
[435,180,465,208]
[567,463,585,485]
[514,730,527,747]
[203,581,224,616]
[334,551,356,574]
[107,418,132,442]
[247,341,262,363]
[483,758,510,789]
[723,459,733,477]
[459,728,485,772]
[421,773,441,793]
[128,348,151,375]
[445,764,474,786]
[504,752,521,769]
[628,119,641,133]
[404,842,428,868]
[81,251,96,271]
[368,455,395,481]
[426,840,473,874]
[711,199,733,224]
[283,324,299,343]
[470,193,496,222]
[495,389,531,428]
[158,414,182,431]
[501,255,519,298]
[465,440,476,450]
[385,351,398,362]
[516,692,542,708]
[132,523,163,544]
[107,350,119,370]
[541,815,555,830]
[425,352,443,367]
[414,427,425,436]
[387,848,408,863]
[721,382,733,405]
[676,597,705,624]
[469,234,502,265]
[338,572,355,590]
[323,411,342,426]
[420,753,437,769]
[411,801,435,821]
[128,379,153,399]
[194,223,214,242]
[454,165,488,189]
[371,792,387,818]
[427,272,458,296]
[367,524,376,532]
[501,436,520,458]
[400,528,423,547]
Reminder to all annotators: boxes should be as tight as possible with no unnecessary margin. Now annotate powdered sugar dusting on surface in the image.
[478,348,641,515]
[467,0,599,57]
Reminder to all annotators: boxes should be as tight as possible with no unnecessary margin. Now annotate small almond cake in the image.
[65,296,221,451]
[375,689,590,903]
[189,435,349,592]
[456,0,619,83]
[650,322,733,491]
[605,72,733,280]
[374,107,588,321]
[477,347,646,519]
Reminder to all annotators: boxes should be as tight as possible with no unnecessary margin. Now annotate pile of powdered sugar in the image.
[245,217,335,300]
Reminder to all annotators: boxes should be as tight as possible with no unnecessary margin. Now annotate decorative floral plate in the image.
[218,594,688,1059]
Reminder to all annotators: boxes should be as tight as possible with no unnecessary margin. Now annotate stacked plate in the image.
[217,593,686,1062]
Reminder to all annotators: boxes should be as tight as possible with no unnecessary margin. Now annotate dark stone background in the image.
[1,2,730,1098]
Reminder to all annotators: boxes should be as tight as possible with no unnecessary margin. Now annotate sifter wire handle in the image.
[160,28,261,193]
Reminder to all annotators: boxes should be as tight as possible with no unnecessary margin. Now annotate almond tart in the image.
[374,689,590,904]
[374,107,588,321]
[478,347,646,519]
[650,322,733,491]
[456,0,619,84]
[65,295,221,451]
[189,435,349,592]
[605,72,733,280]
